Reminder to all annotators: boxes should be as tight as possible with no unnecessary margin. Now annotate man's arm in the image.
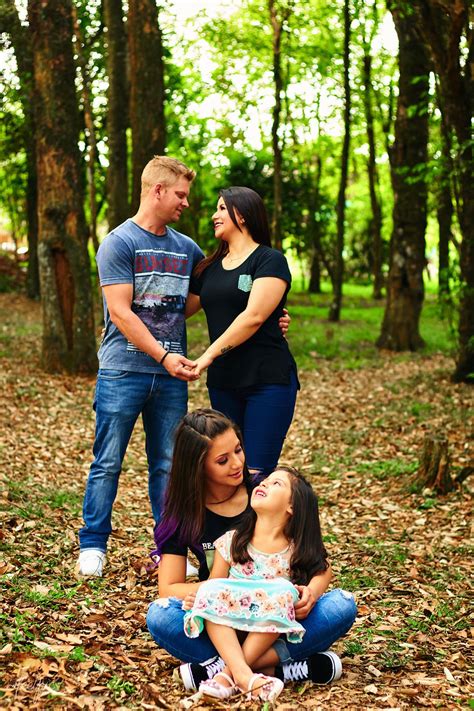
[103,283,198,381]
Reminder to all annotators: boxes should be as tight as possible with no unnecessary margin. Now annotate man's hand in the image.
[162,353,200,381]
[279,308,291,337]
[294,584,317,620]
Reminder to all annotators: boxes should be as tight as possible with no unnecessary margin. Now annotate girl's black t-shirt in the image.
[160,496,252,580]
[190,245,298,389]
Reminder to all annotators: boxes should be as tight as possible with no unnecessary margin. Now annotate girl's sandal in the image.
[245,673,284,702]
[199,671,237,699]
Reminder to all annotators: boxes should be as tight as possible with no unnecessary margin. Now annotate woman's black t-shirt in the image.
[190,245,298,389]
[160,495,252,580]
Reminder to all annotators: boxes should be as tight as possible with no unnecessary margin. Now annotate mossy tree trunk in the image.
[377,2,430,351]
[2,0,40,299]
[104,0,129,230]
[411,0,474,383]
[29,0,97,374]
[268,0,290,252]
[128,0,166,213]
[329,0,352,322]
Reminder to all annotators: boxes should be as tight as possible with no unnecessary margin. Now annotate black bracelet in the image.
[160,350,170,364]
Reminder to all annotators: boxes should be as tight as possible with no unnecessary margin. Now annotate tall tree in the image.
[436,89,453,298]
[411,0,473,382]
[377,1,430,350]
[329,0,352,322]
[103,0,129,229]
[1,0,40,299]
[268,0,291,251]
[29,0,97,373]
[128,0,166,212]
[361,2,384,299]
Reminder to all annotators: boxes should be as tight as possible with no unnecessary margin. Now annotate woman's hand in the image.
[192,352,214,377]
[182,592,197,611]
[279,308,291,337]
[294,584,317,620]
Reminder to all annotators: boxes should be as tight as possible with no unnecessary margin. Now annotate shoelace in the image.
[283,660,308,682]
[205,658,225,680]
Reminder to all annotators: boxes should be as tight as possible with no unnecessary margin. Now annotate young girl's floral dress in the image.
[183,530,305,642]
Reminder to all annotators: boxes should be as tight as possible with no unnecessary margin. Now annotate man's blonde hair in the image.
[141,156,195,197]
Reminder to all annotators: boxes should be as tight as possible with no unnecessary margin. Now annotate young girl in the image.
[182,466,329,702]
[147,409,356,694]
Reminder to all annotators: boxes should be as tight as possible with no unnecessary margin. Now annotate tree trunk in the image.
[411,0,474,382]
[128,0,166,213]
[103,0,129,229]
[363,50,384,299]
[377,3,429,351]
[72,5,99,254]
[418,431,454,494]
[329,0,351,322]
[268,0,288,252]
[2,0,40,299]
[29,0,97,374]
[308,156,323,294]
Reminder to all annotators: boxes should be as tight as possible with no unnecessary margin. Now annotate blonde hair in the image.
[141,156,195,197]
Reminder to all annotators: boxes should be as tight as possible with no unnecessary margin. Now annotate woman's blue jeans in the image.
[79,369,187,552]
[208,369,298,479]
[146,588,357,664]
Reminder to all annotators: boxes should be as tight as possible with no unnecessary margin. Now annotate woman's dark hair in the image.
[153,409,249,562]
[194,186,272,277]
[230,466,328,585]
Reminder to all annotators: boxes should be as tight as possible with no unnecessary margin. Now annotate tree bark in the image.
[128,0,166,213]
[418,431,454,494]
[329,0,351,322]
[363,50,384,299]
[308,156,323,294]
[268,0,290,252]
[437,106,453,298]
[72,5,99,254]
[29,0,97,373]
[377,3,429,351]
[411,0,474,382]
[103,0,129,229]
[2,0,40,299]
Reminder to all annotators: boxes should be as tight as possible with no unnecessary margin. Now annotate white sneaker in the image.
[78,549,106,577]
[186,559,199,577]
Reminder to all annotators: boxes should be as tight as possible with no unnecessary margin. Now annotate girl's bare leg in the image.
[205,623,280,690]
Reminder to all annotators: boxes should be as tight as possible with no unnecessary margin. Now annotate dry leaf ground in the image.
[0,294,472,710]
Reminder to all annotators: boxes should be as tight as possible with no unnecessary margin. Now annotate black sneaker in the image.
[279,650,342,685]
[178,655,225,692]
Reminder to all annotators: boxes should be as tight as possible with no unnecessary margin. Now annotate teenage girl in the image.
[184,467,328,702]
[146,409,357,693]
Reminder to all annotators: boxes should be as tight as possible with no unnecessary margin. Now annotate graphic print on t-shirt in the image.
[129,248,189,354]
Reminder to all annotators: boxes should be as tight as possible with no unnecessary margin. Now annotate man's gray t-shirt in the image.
[96,219,204,374]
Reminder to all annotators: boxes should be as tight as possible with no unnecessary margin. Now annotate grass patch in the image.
[355,458,418,481]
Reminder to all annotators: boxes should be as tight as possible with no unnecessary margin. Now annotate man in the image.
[78,156,203,577]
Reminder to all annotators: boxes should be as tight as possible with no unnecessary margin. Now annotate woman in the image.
[186,187,298,481]
[146,409,357,692]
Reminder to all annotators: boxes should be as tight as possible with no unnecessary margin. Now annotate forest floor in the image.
[0,293,472,710]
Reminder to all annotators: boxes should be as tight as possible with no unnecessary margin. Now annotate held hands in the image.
[191,352,214,378]
[279,308,291,338]
[161,353,200,382]
[294,584,317,620]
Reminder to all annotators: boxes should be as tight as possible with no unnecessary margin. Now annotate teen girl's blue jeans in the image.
[79,370,187,552]
[146,588,357,664]
[208,369,298,481]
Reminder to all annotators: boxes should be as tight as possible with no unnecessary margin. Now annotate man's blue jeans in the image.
[146,588,357,664]
[79,369,187,552]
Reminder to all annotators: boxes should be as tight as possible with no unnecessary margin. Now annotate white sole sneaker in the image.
[78,549,106,577]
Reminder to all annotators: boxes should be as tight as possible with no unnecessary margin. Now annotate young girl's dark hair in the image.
[230,466,328,585]
[153,408,249,561]
[194,186,272,277]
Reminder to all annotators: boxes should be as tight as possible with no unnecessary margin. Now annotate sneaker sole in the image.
[178,663,196,692]
[324,651,342,682]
